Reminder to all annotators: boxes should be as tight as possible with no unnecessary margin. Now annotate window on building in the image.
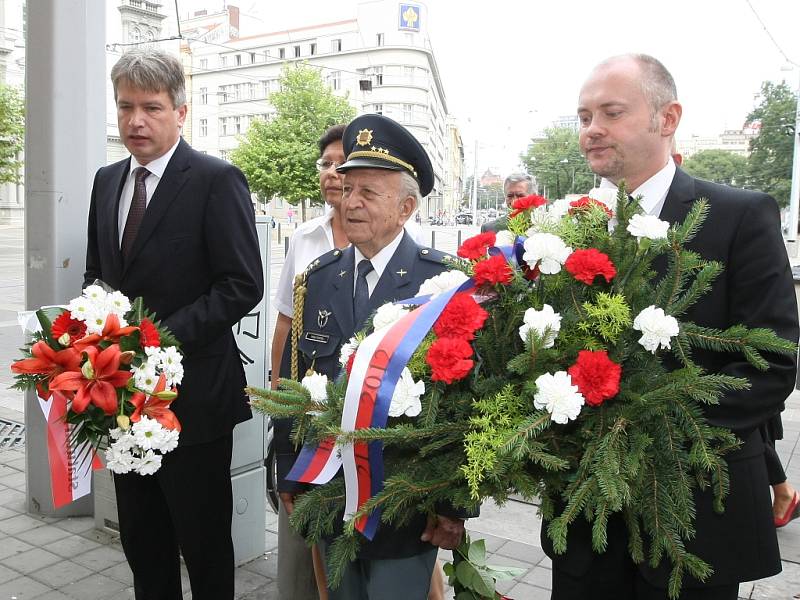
[199,58,208,70]
[234,54,242,66]
[219,117,229,136]
[374,67,383,86]
[404,65,414,81]
[145,30,155,42]
[218,86,228,102]
[373,103,383,115]
[328,71,341,91]
[234,116,241,134]
[279,47,285,59]
[250,52,256,63]
[403,104,412,122]
[294,45,301,58]
[310,43,317,55]
[199,87,208,104]
[199,119,207,137]
[220,150,229,161]
[220,55,227,67]
[131,27,141,42]
[376,33,384,46]
[331,39,342,52]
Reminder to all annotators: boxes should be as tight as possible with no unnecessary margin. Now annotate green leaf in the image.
[467,538,487,565]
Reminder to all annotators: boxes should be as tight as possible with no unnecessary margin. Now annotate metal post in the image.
[284,236,289,257]
[457,230,462,247]
[786,69,800,246]
[430,230,436,249]
[24,0,106,516]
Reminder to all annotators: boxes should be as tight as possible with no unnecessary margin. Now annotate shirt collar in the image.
[353,229,405,280]
[599,158,676,215]
[129,137,181,179]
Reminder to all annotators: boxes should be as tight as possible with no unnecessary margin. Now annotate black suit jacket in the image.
[543,168,799,587]
[481,216,508,233]
[84,138,264,446]
[275,231,456,558]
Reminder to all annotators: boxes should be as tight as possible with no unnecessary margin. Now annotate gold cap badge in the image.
[356,129,374,147]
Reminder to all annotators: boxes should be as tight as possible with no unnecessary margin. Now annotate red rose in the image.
[433,292,489,340]
[138,318,161,348]
[565,248,616,285]
[473,254,513,287]
[51,312,87,345]
[509,194,547,218]
[426,337,474,384]
[568,350,621,406]
[569,196,613,218]
[457,231,497,260]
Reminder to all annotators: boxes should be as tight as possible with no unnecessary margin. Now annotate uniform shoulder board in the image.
[303,247,344,276]
[418,247,452,264]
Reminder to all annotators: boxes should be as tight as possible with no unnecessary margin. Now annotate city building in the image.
[183,1,459,220]
[0,0,24,222]
[677,123,759,158]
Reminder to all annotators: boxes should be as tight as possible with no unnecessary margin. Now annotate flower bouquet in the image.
[11,283,183,476]
[249,189,795,598]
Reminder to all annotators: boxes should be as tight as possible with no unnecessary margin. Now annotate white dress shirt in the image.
[117,138,181,246]
[599,158,677,216]
[353,230,405,297]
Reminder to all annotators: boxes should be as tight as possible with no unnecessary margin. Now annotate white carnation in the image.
[519,304,562,348]
[522,233,572,274]
[534,371,585,424]
[388,368,425,418]
[588,188,619,213]
[301,371,328,403]
[633,305,680,353]
[417,270,469,298]
[134,449,163,476]
[495,230,516,247]
[373,303,410,331]
[627,214,670,241]
[339,336,360,367]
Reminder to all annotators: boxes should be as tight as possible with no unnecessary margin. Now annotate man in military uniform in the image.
[275,114,467,599]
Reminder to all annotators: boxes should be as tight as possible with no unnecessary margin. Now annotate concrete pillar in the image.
[24,0,106,516]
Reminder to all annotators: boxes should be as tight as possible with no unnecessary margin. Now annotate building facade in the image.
[184,1,460,219]
[677,123,759,159]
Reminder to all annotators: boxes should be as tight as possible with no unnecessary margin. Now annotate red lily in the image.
[130,374,181,431]
[50,345,132,415]
[11,340,82,380]
[73,313,138,351]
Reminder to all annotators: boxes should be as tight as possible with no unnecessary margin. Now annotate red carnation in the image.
[509,194,547,218]
[433,292,489,340]
[138,318,161,348]
[473,254,513,287]
[345,352,356,376]
[568,350,621,406]
[426,337,474,384]
[51,312,87,345]
[569,196,613,218]
[565,248,616,285]
[457,231,497,260]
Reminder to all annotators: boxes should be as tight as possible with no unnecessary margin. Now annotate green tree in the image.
[520,127,595,199]
[682,149,748,187]
[746,81,796,208]
[231,63,356,220]
[0,83,24,184]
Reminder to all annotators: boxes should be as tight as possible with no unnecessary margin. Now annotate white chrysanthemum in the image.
[373,303,410,331]
[633,306,680,353]
[156,347,184,387]
[131,415,163,451]
[103,290,131,322]
[627,214,670,241]
[519,304,562,348]
[339,336,360,367]
[83,285,109,305]
[522,233,572,274]
[301,371,328,403]
[417,270,469,298]
[588,188,619,213]
[495,230,516,247]
[135,449,163,476]
[67,296,94,323]
[388,368,425,418]
[151,428,180,454]
[132,364,159,395]
[109,431,136,453]
[105,445,136,474]
[83,309,111,335]
[109,427,125,441]
[534,371,585,424]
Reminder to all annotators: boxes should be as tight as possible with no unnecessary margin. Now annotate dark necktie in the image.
[121,167,150,259]
[353,260,374,328]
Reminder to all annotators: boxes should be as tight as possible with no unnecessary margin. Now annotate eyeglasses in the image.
[315,159,343,172]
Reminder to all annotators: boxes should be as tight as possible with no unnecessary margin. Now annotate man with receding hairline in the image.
[540,53,798,600]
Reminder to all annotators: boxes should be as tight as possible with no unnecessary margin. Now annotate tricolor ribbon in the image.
[288,277,474,539]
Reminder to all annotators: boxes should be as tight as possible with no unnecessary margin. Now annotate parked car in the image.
[455,212,473,225]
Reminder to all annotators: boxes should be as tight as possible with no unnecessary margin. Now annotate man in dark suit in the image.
[481,172,536,232]
[83,49,263,599]
[541,53,799,600]
[276,114,467,599]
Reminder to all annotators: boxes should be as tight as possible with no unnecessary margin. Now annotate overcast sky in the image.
[130,0,800,175]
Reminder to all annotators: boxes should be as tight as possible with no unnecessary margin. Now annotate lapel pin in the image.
[317,309,331,329]
[396,268,407,277]
[339,270,347,278]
